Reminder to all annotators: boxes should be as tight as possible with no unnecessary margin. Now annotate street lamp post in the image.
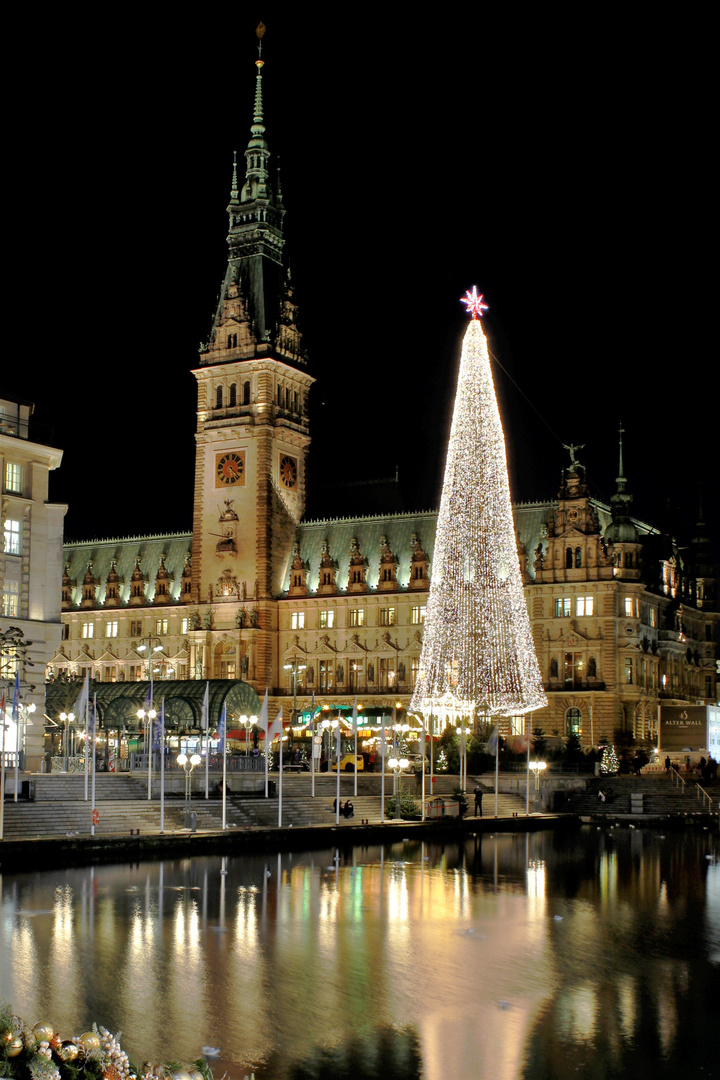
[456,724,472,792]
[136,634,165,686]
[177,752,201,829]
[528,760,547,812]
[283,661,306,750]
[387,753,409,819]
[59,711,75,773]
[137,705,157,800]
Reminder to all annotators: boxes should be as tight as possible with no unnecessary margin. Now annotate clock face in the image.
[279,454,298,490]
[216,451,245,487]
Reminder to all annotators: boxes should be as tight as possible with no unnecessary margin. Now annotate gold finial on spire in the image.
[256,21,266,38]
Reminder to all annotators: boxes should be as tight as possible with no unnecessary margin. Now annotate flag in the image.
[486,724,499,756]
[268,707,283,742]
[310,691,315,710]
[517,728,531,753]
[352,696,358,728]
[152,699,163,751]
[12,671,20,723]
[143,684,153,712]
[72,672,89,720]
[217,704,227,755]
[201,681,210,731]
[259,688,268,729]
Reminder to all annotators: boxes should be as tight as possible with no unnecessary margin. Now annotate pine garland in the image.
[0,1007,242,1080]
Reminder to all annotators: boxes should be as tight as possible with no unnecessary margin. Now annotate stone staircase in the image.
[563,775,716,816]
[1,773,532,840]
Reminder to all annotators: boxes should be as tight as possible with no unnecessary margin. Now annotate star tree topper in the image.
[461,286,489,319]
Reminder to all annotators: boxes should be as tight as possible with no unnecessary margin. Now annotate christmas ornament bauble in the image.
[188,1070,204,1080]
[169,1070,192,1080]
[32,1022,55,1042]
[80,1031,102,1052]
[6,1034,23,1057]
[58,1040,81,1063]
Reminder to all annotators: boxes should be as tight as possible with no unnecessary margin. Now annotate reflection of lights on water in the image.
[173,899,200,954]
[526,860,546,898]
[656,962,680,1057]
[317,883,339,956]
[233,889,258,957]
[556,984,598,1041]
[706,863,720,964]
[599,851,618,908]
[617,975,637,1041]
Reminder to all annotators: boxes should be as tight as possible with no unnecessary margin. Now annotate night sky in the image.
[8,11,717,562]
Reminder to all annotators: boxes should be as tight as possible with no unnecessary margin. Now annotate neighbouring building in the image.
[1,392,66,770]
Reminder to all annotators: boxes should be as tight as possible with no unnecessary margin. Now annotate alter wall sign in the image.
[660,705,709,752]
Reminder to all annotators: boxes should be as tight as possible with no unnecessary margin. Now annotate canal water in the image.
[1,827,719,1080]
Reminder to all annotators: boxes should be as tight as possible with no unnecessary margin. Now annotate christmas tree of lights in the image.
[410,288,547,724]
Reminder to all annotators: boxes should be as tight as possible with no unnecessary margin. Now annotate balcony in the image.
[545,679,606,693]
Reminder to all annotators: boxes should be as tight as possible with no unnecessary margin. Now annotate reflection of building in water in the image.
[47,35,718,751]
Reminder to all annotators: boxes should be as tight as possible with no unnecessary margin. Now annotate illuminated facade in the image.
[1,392,65,768]
[46,39,718,748]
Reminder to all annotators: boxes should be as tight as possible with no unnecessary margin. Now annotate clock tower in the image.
[191,24,314,687]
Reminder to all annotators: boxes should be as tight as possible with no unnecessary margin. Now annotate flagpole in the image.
[12,674,19,802]
[335,724,340,825]
[222,725,227,830]
[353,697,358,799]
[1,693,6,842]
[147,712,153,801]
[526,713,531,817]
[91,695,97,835]
[494,725,499,818]
[84,675,89,801]
[311,712,316,798]
[204,681,210,799]
[380,717,386,824]
[278,729,283,828]
[421,718,426,821]
[160,699,165,833]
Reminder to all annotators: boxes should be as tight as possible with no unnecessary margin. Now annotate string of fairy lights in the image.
[410,289,547,724]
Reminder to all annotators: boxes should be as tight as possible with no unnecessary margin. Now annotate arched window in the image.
[565,707,582,736]
[575,547,583,568]
[229,383,237,407]
[566,547,573,569]
[216,386,223,409]
[243,381,250,405]
[277,385,283,406]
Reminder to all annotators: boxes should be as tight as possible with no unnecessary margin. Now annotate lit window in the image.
[625,659,634,684]
[81,623,94,639]
[624,598,634,617]
[155,618,168,635]
[290,611,305,630]
[2,581,20,617]
[319,610,335,629]
[4,462,22,494]
[555,597,571,617]
[3,519,21,555]
[576,596,594,617]
[105,621,118,638]
[129,620,142,637]
[649,608,657,628]
[379,607,396,626]
[349,609,365,627]
[411,606,426,625]
[181,617,188,634]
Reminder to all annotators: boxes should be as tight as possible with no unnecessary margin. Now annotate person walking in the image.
[474,784,483,817]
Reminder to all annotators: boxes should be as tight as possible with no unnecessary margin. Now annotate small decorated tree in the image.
[600,744,619,774]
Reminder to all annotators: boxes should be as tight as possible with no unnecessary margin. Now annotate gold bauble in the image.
[58,1041,81,1063]
[188,1071,205,1080]
[80,1031,102,1052]
[6,1035,24,1058]
[169,1071,193,1080]
[32,1022,55,1043]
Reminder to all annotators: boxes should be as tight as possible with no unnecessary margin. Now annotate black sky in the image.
[8,10,718,560]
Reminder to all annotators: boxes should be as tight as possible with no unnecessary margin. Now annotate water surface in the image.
[1,827,719,1079]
